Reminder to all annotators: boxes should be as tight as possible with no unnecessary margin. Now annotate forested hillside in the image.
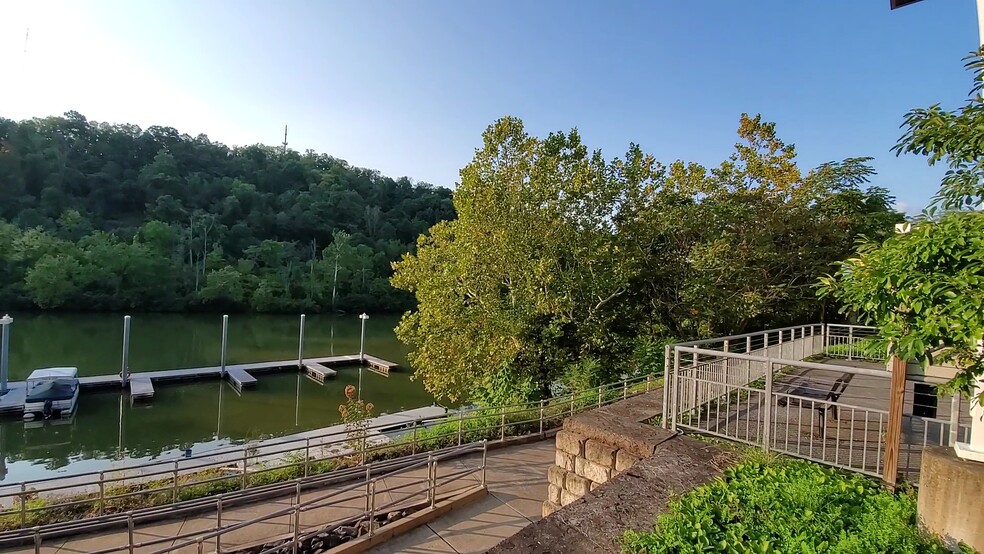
[0,112,455,312]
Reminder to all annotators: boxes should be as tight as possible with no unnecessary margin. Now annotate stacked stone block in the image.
[543,429,641,516]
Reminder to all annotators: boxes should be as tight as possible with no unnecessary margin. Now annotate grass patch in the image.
[622,456,959,553]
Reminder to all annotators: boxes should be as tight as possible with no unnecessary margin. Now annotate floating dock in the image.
[0,353,399,414]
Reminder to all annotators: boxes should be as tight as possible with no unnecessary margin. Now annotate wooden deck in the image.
[128,377,155,400]
[0,353,399,414]
[225,368,257,392]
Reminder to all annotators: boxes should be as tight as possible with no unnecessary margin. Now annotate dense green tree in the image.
[0,112,455,313]
[394,116,903,404]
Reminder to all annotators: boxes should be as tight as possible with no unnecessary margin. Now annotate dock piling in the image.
[297,314,306,367]
[220,315,229,377]
[0,314,11,396]
[120,315,131,386]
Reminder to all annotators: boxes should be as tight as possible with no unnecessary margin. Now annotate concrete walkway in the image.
[369,440,552,554]
[9,440,553,554]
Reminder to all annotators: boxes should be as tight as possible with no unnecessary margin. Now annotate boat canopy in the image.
[27,367,79,381]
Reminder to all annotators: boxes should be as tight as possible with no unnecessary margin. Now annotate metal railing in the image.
[15,441,489,554]
[0,373,659,534]
[823,324,882,361]
[666,324,973,482]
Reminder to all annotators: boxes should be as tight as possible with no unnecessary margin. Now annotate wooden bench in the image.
[777,373,854,438]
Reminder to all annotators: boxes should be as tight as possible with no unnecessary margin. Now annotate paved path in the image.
[369,440,552,554]
[9,440,553,554]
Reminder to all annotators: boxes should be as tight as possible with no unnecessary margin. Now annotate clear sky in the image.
[1,0,979,213]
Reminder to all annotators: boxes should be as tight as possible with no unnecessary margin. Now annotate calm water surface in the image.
[0,313,432,483]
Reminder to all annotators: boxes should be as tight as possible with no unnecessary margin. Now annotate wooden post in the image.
[882,355,907,489]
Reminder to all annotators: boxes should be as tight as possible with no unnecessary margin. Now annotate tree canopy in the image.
[393,115,902,403]
[819,51,984,399]
[0,112,455,313]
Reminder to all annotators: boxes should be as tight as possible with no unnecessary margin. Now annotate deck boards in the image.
[302,362,337,384]
[129,377,155,400]
[226,367,257,391]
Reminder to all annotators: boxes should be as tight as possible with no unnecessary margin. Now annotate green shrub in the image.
[622,457,951,554]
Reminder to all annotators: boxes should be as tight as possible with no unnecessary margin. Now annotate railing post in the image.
[304,438,311,477]
[481,440,488,487]
[848,326,855,360]
[539,399,545,436]
[622,378,628,400]
[597,385,603,408]
[429,456,438,508]
[661,345,671,428]
[216,495,223,554]
[241,449,248,490]
[723,339,730,353]
[569,393,575,417]
[823,323,829,354]
[33,527,40,554]
[670,348,680,431]
[500,406,506,441]
[763,360,773,452]
[368,479,377,537]
[411,420,418,455]
[364,465,372,512]
[950,394,962,446]
[19,482,26,527]
[291,482,302,552]
[98,472,105,515]
[746,335,752,354]
[426,454,435,507]
[127,512,135,554]
[292,504,301,553]
[172,461,179,503]
[457,410,464,446]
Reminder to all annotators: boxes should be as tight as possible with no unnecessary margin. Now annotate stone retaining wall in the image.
[545,430,641,515]
[489,389,738,554]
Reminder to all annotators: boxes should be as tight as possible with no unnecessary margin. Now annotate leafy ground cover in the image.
[622,456,962,554]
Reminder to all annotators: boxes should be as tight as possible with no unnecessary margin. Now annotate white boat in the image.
[22,367,80,420]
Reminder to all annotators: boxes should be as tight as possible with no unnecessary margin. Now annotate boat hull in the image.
[23,387,79,419]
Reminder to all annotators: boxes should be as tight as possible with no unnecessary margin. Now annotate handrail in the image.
[0,374,647,495]
[162,442,486,554]
[673,323,823,347]
[673,345,890,379]
[5,441,491,553]
[0,373,660,534]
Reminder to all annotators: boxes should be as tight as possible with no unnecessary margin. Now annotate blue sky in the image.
[1,0,979,212]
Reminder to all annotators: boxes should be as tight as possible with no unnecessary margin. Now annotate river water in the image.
[0,312,432,483]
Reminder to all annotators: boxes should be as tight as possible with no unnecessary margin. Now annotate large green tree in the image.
[393,115,901,404]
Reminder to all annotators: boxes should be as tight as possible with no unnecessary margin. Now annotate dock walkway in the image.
[0,353,399,414]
